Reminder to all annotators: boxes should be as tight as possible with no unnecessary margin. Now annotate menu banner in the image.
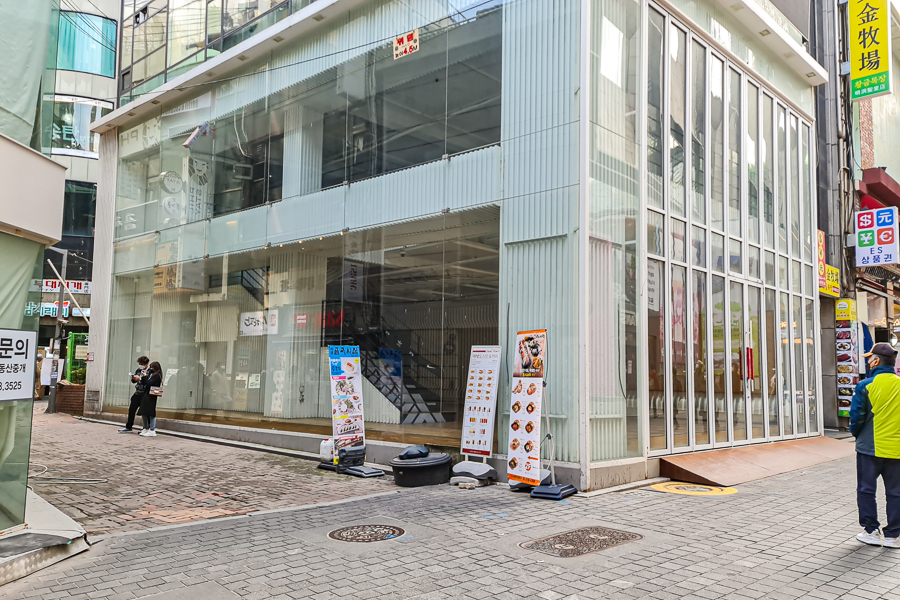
[328,346,365,463]
[461,345,502,457]
[835,300,859,418]
[507,329,547,486]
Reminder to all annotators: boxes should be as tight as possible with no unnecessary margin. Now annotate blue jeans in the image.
[857,452,900,538]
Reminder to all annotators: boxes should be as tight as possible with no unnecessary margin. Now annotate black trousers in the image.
[124,392,142,430]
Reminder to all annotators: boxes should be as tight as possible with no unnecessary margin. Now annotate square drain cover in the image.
[520,526,641,557]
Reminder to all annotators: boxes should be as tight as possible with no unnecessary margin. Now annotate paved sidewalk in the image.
[6,450,900,600]
[28,403,391,535]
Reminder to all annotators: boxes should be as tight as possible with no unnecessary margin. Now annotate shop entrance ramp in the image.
[659,436,855,487]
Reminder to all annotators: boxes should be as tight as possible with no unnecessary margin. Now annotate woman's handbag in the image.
[150,386,164,396]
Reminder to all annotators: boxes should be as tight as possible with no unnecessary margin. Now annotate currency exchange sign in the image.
[856,207,899,267]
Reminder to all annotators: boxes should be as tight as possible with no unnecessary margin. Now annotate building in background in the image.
[119,0,319,105]
[89,0,827,489]
[38,0,120,366]
[0,1,67,533]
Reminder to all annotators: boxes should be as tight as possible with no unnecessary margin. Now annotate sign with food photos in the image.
[849,0,892,101]
[0,329,37,402]
[507,329,547,486]
[835,300,859,418]
[328,345,365,463]
[461,346,502,457]
[855,207,899,267]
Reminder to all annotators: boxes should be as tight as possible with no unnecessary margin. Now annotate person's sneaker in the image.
[146,430,157,437]
[117,428,133,434]
[885,537,900,549]
[139,430,149,437]
[857,530,884,546]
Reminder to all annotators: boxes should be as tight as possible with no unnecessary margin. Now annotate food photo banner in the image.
[328,345,365,463]
[507,329,547,486]
[461,345,502,457]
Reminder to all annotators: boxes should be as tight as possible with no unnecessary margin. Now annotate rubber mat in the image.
[0,533,74,559]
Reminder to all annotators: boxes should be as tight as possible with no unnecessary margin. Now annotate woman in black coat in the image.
[139,361,163,437]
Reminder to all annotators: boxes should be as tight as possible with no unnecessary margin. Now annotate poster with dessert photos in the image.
[507,329,546,486]
[460,345,502,457]
[328,345,365,463]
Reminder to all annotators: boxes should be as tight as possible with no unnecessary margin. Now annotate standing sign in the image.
[507,330,547,486]
[239,310,279,336]
[461,345,502,457]
[855,207,899,266]
[0,329,37,401]
[849,0,892,101]
[835,299,859,418]
[328,346,365,463]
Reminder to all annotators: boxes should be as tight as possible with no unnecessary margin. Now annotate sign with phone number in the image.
[0,329,37,402]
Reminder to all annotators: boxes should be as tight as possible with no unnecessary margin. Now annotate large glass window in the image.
[51,96,114,158]
[748,286,763,438]
[57,11,117,78]
[670,25,687,218]
[647,10,665,210]
[790,115,801,255]
[62,181,97,237]
[727,68,741,236]
[691,42,706,224]
[712,275,726,443]
[766,289,778,436]
[777,106,788,252]
[168,0,207,67]
[133,8,167,63]
[649,259,667,450]
[793,295,806,434]
[747,84,759,244]
[730,282,747,441]
[672,266,688,448]
[780,292,793,435]
[693,270,710,445]
[710,56,725,231]
[763,96,775,248]
[223,0,289,32]
[805,298,818,433]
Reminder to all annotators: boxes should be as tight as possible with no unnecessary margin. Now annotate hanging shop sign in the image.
[855,207,899,266]
[23,302,90,318]
[507,330,547,486]
[393,29,420,60]
[239,310,279,336]
[817,230,827,288]
[40,279,92,294]
[835,299,860,418]
[328,345,365,463]
[819,264,841,298]
[342,260,364,303]
[849,0,892,101]
[461,345,502,458]
[0,329,37,402]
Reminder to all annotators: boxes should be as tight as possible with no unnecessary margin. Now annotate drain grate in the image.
[327,524,405,542]
[520,526,641,558]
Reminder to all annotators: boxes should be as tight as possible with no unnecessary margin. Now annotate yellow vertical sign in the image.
[850,0,892,101]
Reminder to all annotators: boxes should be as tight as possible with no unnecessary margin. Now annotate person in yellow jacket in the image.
[851,343,900,548]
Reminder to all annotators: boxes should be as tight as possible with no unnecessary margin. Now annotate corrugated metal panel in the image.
[267,186,345,244]
[497,235,579,463]
[208,208,269,256]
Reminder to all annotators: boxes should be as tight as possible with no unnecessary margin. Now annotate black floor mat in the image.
[0,533,75,559]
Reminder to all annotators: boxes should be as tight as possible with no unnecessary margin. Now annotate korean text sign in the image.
[507,329,547,486]
[856,207,899,266]
[328,345,365,463]
[0,329,37,401]
[850,0,892,101]
[460,346,502,457]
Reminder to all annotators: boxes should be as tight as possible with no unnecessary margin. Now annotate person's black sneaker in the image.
[117,428,133,433]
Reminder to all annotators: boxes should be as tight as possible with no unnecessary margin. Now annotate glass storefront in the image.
[102,0,820,472]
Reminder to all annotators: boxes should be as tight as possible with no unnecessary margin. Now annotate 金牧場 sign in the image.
[849,0,892,101]
[855,207,899,266]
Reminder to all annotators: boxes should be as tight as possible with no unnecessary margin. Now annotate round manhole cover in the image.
[327,524,405,542]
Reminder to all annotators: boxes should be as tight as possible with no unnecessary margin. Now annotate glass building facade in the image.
[96,0,822,485]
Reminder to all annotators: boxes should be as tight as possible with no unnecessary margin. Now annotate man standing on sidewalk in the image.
[851,343,900,548]
[118,356,150,434]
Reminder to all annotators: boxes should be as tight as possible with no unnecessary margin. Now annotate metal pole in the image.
[46,251,67,414]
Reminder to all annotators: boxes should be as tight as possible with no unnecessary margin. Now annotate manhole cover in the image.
[651,482,737,496]
[519,526,641,557]
[327,525,405,542]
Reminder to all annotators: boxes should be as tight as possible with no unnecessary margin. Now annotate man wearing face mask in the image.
[851,343,900,548]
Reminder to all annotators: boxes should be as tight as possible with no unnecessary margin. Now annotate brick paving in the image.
[6,440,900,600]
[27,402,391,535]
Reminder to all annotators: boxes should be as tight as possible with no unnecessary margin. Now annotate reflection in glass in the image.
[766,289,779,436]
[647,10,665,210]
[729,239,741,274]
[133,9,167,63]
[780,293,793,435]
[693,271,710,445]
[748,287,764,438]
[711,233,724,273]
[728,69,741,237]
[648,210,665,256]
[223,0,288,32]
[749,246,760,280]
[794,295,806,434]
[779,255,788,289]
[763,96,775,248]
[0,400,34,531]
[62,181,97,237]
[671,218,686,263]
[58,11,118,77]
[691,42,707,224]
[792,260,802,294]
[51,97,113,158]
[649,259,667,450]
[765,251,775,285]
[692,226,706,267]
[712,276,727,443]
[730,282,747,441]
[672,266,688,447]
[747,84,759,243]
[777,106,787,252]
[803,124,813,261]
[670,25,687,217]
[168,0,206,67]
[710,56,725,231]
[806,299,819,433]
[790,115,801,255]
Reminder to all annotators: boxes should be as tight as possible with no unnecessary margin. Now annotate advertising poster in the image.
[329,345,365,463]
[0,329,37,402]
[507,330,547,486]
[835,299,859,418]
[461,345,502,457]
